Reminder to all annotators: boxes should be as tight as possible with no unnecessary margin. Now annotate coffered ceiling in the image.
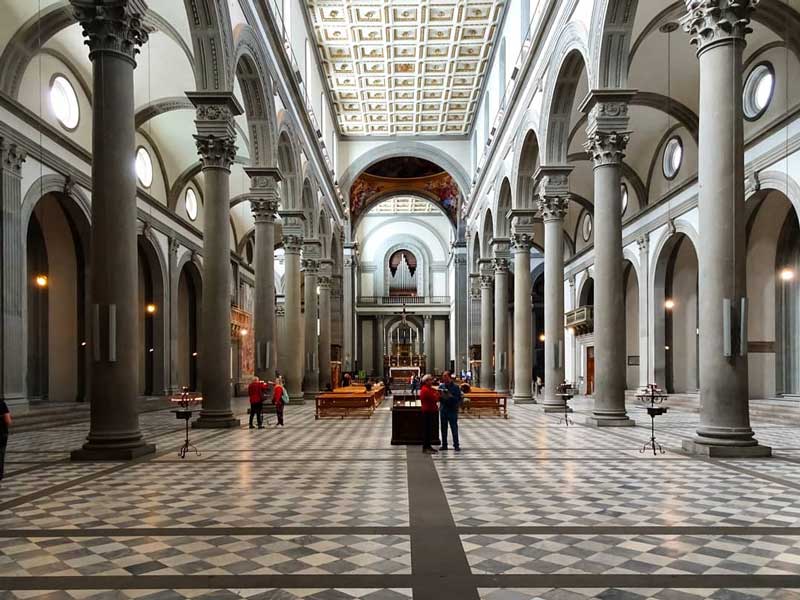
[306,0,507,137]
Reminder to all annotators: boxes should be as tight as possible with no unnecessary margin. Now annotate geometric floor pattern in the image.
[1,396,800,599]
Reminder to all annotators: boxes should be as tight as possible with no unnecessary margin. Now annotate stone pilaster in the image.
[70,0,156,459]
[493,243,511,393]
[281,218,304,401]
[479,263,494,389]
[680,0,769,456]
[580,89,636,427]
[167,237,181,394]
[342,244,358,373]
[423,314,433,372]
[510,213,536,404]
[245,167,281,382]
[636,234,651,388]
[535,166,572,412]
[452,241,468,373]
[302,240,321,400]
[318,261,333,390]
[0,139,26,410]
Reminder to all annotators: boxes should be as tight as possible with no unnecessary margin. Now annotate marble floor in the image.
[1,397,800,600]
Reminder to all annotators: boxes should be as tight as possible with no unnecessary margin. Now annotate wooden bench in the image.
[462,392,509,419]
[315,384,385,419]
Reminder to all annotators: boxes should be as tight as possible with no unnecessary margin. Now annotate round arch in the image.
[512,127,541,210]
[137,229,168,396]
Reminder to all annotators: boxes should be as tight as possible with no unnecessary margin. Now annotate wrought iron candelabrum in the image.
[636,384,668,455]
[555,381,577,426]
[171,386,202,459]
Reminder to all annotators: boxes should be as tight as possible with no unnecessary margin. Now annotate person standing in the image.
[439,371,462,452]
[411,374,420,398]
[248,377,265,429]
[419,374,439,454]
[0,399,11,480]
[273,377,287,427]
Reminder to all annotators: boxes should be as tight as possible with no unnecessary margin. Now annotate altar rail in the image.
[358,296,450,305]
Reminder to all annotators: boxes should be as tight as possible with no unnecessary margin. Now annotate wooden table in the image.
[462,390,509,419]
[315,384,385,419]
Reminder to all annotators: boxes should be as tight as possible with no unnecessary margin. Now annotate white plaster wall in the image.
[670,240,698,393]
[625,267,639,390]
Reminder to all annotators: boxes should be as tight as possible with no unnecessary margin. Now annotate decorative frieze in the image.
[682,0,758,51]
[70,0,149,62]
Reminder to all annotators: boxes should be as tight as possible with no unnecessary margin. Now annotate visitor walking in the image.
[0,398,11,480]
[419,374,439,453]
[273,376,287,427]
[411,374,420,398]
[248,377,265,429]
[439,371,462,452]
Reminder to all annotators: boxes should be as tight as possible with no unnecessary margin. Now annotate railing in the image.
[262,0,343,205]
[472,0,550,195]
[565,305,594,335]
[358,296,451,306]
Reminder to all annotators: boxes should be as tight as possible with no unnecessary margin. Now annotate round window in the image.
[581,213,593,242]
[621,183,629,216]
[50,75,79,130]
[135,147,153,188]
[662,136,683,180]
[743,62,774,120]
[185,188,198,221]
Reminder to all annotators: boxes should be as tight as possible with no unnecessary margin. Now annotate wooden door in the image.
[586,346,595,395]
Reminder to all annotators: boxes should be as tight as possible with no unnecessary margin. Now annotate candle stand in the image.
[171,387,202,459]
[555,382,577,426]
[636,384,667,455]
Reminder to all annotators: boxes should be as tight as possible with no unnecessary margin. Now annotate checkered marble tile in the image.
[0,460,409,530]
[478,589,800,599]
[462,533,800,575]
[0,534,410,577]
[2,589,413,599]
[437,459,800,527]
[0,463,109,504]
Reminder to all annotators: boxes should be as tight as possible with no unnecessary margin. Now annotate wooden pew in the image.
[315,384,385,419]
[462,390,509,419]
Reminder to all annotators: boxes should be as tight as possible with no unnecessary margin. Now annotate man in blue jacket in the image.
[439,371,462,452]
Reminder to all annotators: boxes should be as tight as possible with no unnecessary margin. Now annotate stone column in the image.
[493,241,510,393]
[510,215,535,404]
[318,262,332,390]
[580,89,635,427]
[536,168,572,411]
[281,225,304,400]
[246,168,281,382]
[681,0,769,456]
[479,264,494,388]
[302,240,320,400]
[0,139,26,411]
[342,244,358,372]
[376,315,386,378]
[186,92,242,429]
[70,0,155,458]
[423,315,433,372]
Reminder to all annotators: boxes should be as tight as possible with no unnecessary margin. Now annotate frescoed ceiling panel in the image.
[306,0,507,137]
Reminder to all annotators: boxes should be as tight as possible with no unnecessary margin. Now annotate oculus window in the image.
[662,136,683,180]
[621,183,629,216]
[743,62,774,120]
[135,147,153,188]
[50,75,79,130]
[581,213,593,242]
[185,188,198,221]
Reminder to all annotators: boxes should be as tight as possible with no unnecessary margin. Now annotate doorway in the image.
[586,346,595,395]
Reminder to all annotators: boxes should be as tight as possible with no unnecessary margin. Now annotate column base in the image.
[543,404,572,413]
[682,439,772,458]
[192,412,240,429]
[513,395,537,405]
[71,443,156,461]
[585,415,635,427]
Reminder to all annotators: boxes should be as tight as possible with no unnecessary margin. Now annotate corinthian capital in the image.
[250,198,280,224]
[492,257,510,274]
[480,274,494,289]
[187,92,242,171]
[682,0,758,52]
[0,138,26,175]
[511,232,534,252]
[537,196,570,223]
[318,275,332,290]
[301,258,319,274]
[584,132,630,167]
[71,0,149,62]
[282,234,304,254]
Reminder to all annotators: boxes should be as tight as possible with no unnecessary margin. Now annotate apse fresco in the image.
[350,169,461,224]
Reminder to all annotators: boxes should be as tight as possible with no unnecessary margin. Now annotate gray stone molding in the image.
[188,92,243,171]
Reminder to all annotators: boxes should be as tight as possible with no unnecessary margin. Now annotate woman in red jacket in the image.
[419,374,440,454]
